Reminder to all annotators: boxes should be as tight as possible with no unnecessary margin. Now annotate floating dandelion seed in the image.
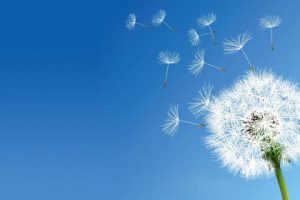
[158,51,181,86]
[162,104,205,136]
[126,13,148,30]
[188,29,200,47]
[205,70,300,200]
[189,83,213,117]
[259,15,282,50]
[223,32,253,69]
[197,13,217,44]
[189,49,225,76]
[187,28,212,47]
[152,9,175,32]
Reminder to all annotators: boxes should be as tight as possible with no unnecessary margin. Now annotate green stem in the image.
[275,167,290,200]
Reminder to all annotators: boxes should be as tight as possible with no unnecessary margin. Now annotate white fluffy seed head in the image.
[189,83,213,117]
[259,15,282,29]
[126,13,136,30]
[162,104,180,136]
[188,28,200,46]
[223,32,252,54]
[197,13,217,27]
[205,70,300,179]
[158,51,181,65]
[189,50,205,76]
[152,9,166,26]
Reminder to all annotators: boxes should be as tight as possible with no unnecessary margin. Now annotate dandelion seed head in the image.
[152,9,166,26]
[162,104,180,136]
[158,51,181,65]
[260,15,282,29]
[197,13,217,27]
[126,13,136,30]
[189,50,205,76]
[206,70,300,179]
[189,83,213,117]
[223,32,252,54]
[188,28,200,46]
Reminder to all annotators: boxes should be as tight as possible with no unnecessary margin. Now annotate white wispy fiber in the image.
[187,29,212,47]
[259,15,282,50]
[259,15,282,29]
[162,104,180,136]
[197,13,217,27]
[152,9,175,32]
[188,29,200,46]
[189,49,225,76]
[205,70,300,179]
[158,51,180,86]
[162,104,204,136]
[223,32,252,54]
[197,13,217,43]
[158,51,180,65]
[223,32,253,68]
[126,13,147,30]
[189,83,213,117]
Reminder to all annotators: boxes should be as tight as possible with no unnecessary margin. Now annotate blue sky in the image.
[1,0,300,199]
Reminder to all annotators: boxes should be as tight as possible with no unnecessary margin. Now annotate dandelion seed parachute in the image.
[197,13,217,44]
[223,32,253,69]
[189,50,205,76]
[152,9,166,26]
[126,13,148,30]
[162,104,180,136]
[187,29,214,47]
[188,28,200,47]
[126,13,137,30]
[189,50,225,76]
[189,83,213,117]
[158,51,181,65]
[197,13,217,27]
[223,32,252,54]
[158,51,180,86]
[205,70,300,179]
[259,15,282,50]
[259,15,282,29]
[152,9,175,32]
[162,104,205,136]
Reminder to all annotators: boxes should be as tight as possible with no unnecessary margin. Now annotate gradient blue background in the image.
[0,0,300,199]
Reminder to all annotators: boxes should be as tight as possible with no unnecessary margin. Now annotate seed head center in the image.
[243,110,280,142]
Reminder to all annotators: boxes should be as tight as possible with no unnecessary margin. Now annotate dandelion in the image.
[152,9,175,32]
[205,70,300,200]
[259,15,282,50]
[126,13,148,30]
[187,28,212,47]
[197,13,217,44]
[189,49,225,76]
[158,51,181,87]
[162,104,205,136]
[223,32,254,70]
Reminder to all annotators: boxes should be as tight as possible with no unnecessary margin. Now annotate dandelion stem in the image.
[163,21,175,32]
[241,48,252,67]
[180,119,204,126]
[199,32,212,36]
[208,25,216,44]
[265,143,290,200]
[136,22,148,28]
[205,63,224,72]
[164,64,169,86]
[275,167,290,200]
[270,28,274,50]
